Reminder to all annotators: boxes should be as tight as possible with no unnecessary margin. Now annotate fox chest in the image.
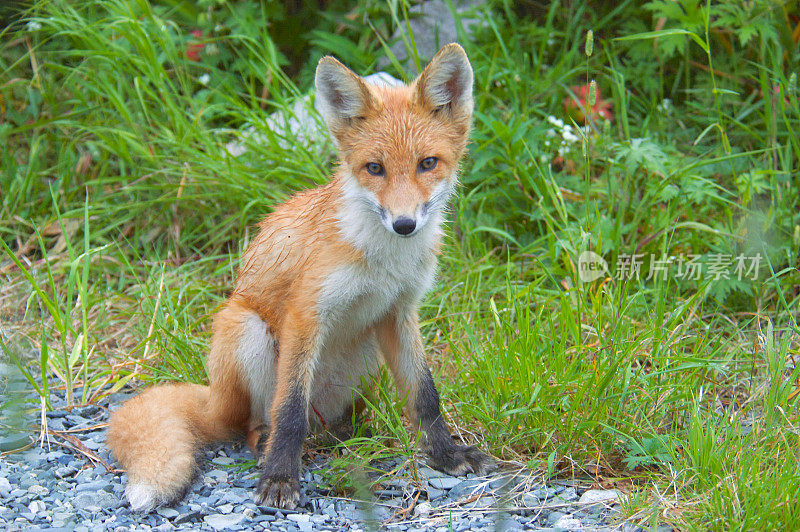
[316,259,436,339]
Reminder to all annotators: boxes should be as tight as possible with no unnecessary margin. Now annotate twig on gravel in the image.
[392,490,420,521]
[47,428,120,473]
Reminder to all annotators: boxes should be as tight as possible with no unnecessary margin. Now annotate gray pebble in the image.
[204,513,245,530]
[428,476,462,490]
[414,502,432,517]
[55,466,77,478]
[0,477,12,496]
[174,510,202,524]
[426,486,445,500]
[0,434,31,452]
[156,507,179,519]
[212,456,234,466]
[217,503,234,514]
[547,511,566,526]
[448,478,483,499]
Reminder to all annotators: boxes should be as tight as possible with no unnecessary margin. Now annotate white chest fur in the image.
[317,249,437,342]
[318,185,442,340]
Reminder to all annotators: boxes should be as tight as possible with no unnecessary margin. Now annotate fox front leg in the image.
[377,307,496,476]
[255,323,317,509]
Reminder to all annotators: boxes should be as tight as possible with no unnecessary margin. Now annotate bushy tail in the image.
[107,383,232,512]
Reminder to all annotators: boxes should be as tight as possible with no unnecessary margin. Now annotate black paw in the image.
[427,445,497,476]
[255,475,301,509]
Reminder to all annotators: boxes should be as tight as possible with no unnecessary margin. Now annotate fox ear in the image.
[315,56,376,133]
[415,43,473,119]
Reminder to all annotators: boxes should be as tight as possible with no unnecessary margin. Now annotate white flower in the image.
[546,115,564,128]
[26,21,42,31]
[198,73,210,85]
[656,98,672,113]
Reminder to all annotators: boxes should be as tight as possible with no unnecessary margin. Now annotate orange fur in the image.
[108,44,492,512]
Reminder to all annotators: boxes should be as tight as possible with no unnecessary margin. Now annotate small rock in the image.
[19,474,38,489]
[156,507,179,519]
[217,503,234,514]
[204,470,228,484]
[547,511,567,526]
[414,502,432,517]
[495,517,523,531]
[0,477,12,496]
[553,515,583,529]
[74,405,100,417]
[174,510,202,524]
[428,476,461,490]
[28,500,46,514]
[418,466,451,479]
[65,415,88,427]
[55,466,77,478]
[203,513,244,530]
[426,486,445,500]
[556,486,578,502]
[75,480,110,493]
[28,484,50,498]
[578,489,621,507]
[533,486,558,500]
[521,492,539,507]
[0,434,30,452]
[448,479,483,500]
[81,439,102,450]
[73,493,100,512]
[464,495,496,510]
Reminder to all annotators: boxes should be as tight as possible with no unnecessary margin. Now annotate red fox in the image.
[107,43,495,512]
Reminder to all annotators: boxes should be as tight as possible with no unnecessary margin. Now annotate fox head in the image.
[315,44,473,238]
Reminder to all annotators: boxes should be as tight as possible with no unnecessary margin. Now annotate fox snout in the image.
[379,201,431,237]
[392,217,416,236]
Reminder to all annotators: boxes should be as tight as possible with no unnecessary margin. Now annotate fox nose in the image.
[392,217,416,236]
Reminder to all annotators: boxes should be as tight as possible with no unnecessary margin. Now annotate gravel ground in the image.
[0,384,665,531]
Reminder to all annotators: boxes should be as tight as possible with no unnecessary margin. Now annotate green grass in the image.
[1,0,799,530]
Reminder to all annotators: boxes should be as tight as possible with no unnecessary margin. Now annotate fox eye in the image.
[366,162,385,176]
[418,157,438,172]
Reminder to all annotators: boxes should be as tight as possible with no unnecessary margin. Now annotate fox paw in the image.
[255,476,300,509]
[428,445,497,477]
